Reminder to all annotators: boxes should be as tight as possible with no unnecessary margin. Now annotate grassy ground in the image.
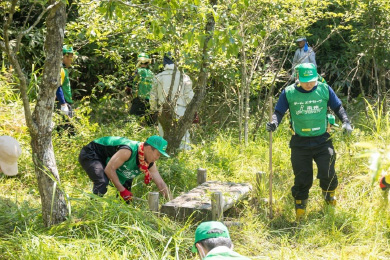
[1,93,390,259]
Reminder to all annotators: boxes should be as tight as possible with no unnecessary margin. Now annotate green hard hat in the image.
[145,135,169,157]
[295,63,318,83]
[192,221,230,253]
[62,45,74,54]
[138,53,150,60]
[137,53,151,66]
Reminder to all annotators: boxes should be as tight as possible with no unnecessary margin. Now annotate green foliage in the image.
[3,0,390,258]
[0,71,20,105]
[352,98,390,185]
[1,88,390,259]
[27,64,43,102]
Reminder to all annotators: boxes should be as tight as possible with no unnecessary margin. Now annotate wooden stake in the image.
[148,192,159,213]
[269,96,274,219]
[211,192,224,221]
[197,168,207,185]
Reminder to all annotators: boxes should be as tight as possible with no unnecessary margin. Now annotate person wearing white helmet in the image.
[0,136,22,176]
[292,37,317,74]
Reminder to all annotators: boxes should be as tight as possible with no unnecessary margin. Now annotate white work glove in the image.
[60,104,69,116]
[342,122,353,135]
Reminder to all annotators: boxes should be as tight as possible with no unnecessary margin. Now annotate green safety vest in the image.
[61,67,73,104]
[285,82,329,137]
[93,136,142,184]
[203,248,251,260]
[136,67,154,99]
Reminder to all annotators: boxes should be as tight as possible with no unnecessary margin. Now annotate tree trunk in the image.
[237,84,243,144]
[160,0,217,154]
[1,0,68,227]
[373,57,381,111]
[240,23,249,146]
[380,69,386,115]
[32,0,68,227]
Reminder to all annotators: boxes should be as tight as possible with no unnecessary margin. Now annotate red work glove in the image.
[380,176,389,190]
[120,189,133,202]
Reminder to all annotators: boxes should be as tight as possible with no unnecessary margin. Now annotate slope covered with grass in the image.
[0,86,389,259]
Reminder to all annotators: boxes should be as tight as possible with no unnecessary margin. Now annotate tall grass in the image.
[1,80,390,259]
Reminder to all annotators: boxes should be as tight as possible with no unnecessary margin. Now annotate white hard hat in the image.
[0,136,22,176]
[296,37,307,42]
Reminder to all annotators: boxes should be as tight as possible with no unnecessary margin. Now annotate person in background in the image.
[150,53,194,150]
[192,221,250,260]
[78,135,171,201]
[266,63,353,221]
[55,45,76,135]
[127,53,155,125]
[0,136,22,176]
[56,45,75,117]
[292,37,317,74]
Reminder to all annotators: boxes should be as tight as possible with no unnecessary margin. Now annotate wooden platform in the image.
[160,181,252,221]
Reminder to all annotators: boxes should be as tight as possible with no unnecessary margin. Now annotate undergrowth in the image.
[0,82,390,259]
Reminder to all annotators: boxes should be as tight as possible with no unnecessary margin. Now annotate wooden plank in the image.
[160,181,252,221]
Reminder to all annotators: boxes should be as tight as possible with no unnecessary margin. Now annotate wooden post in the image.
[148,192,159,213]
[211,192,224,221]
[197,168,207,185]
[268,96,274,219]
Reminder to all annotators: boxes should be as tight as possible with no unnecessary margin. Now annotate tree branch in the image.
[16,3,37,53]
[16,1,62,53]
[3,0,18,55]
[2,0,38,133]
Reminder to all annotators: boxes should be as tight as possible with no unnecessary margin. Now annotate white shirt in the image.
[150,64,194,117]
[292,47,317,70]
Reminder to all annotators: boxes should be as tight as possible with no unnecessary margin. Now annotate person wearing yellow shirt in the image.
[56,45,74,116]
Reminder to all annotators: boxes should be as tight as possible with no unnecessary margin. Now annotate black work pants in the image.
[78,144,133,196]
[130,97,149,116]
[130,97,156,126]
[290,141,338,200]
[78,146,110,195]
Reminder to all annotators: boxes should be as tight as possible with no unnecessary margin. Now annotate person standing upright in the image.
[266,63,353,221]
[56,45,75,117]
[150,54,194,150]
[127,53,155,125]
[56,45,76,135]
[292,37,317,72]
